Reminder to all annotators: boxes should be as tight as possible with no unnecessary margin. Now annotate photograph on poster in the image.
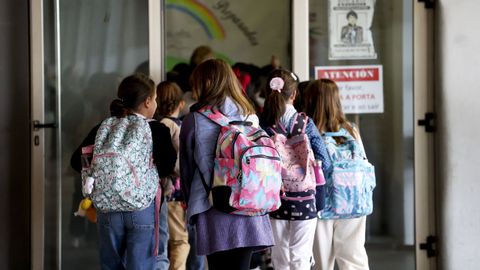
[315,65,384,114]
[329,0,377,60]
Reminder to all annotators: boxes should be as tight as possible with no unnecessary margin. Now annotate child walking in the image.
[303,79,373,270]
[155,81,190,270]
[260,69,331,270]
[71,74,177,269]
[179,59,275,270]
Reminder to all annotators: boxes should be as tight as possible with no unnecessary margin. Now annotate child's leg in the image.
[186,224,205,270]
[156,198,170,270]
[206,247,255,270]
[270,219,290,270]
[289,219,317,270]
[97,211,127,269]
[168,201,190,270]
[333,216,369,270]
[125,203,157,270]
[313,219,335,270]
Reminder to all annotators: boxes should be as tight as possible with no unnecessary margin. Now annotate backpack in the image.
[88,115,160,212]
[199,107,282,216]
[321,127,376,219]
[268,113,325,220]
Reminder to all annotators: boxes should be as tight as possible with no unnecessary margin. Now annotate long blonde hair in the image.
[303,79,356,138]
[190,59,255,115]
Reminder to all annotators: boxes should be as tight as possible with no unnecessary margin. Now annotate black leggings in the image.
[207,247,255,270]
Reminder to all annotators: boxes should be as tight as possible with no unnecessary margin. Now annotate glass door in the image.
[307,0,436,269]
[30,0,163,269]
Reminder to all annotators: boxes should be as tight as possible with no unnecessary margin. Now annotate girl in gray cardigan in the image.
[180,59,274,270]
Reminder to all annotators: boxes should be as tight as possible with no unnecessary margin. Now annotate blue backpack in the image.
[321,127,376,219]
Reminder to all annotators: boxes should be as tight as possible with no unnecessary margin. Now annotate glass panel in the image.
[43,0,60,268]
[165,0,292,72]
[43,0,150,269]
[309,0,415,269]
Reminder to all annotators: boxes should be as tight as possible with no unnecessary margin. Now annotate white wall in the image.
[437,1,480,269]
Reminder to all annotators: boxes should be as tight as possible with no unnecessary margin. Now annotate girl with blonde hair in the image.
[179,59,274,270]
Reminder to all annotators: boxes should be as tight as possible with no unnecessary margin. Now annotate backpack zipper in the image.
[236,145,281,183]
[246,155,281,164]
[281,194,315,201]
[239,145,280,162]
[231,131,242,157]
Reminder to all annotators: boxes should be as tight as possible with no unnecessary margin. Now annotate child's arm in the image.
[179,113,196,204]
[305,118,332,174]
[70,124,100,173]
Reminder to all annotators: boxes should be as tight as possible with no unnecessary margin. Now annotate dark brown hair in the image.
[190,59,255,115]
[155,81,183,119]
[261,69,298,126]
[110,73,155,118]
[303,78,356,139]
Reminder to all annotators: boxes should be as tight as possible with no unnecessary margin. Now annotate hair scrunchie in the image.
[270,77,284,93]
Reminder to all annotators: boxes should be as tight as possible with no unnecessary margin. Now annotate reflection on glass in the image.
[43,0,150,269]
[309,0,415,269]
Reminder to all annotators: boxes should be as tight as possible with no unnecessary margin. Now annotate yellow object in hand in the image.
[80,198,92,210]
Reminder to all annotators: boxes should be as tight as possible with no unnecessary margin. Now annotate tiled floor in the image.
[61,233,415,270]
[367,244,415,270]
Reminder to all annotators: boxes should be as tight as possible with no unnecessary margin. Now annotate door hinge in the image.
[418,0,435,9]
[419,235,438,257]
[418,112,436,133]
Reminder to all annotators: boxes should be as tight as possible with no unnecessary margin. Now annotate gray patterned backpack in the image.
[89,115,160,212]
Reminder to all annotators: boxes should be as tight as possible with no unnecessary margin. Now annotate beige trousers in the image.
[313,216,369,270]
[167,201,190,270]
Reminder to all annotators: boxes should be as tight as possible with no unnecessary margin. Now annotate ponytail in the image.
[261,69,298,126]
[110,98,131,118]
[262,91,286,126]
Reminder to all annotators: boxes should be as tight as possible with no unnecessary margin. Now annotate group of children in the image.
[72,58,372,270]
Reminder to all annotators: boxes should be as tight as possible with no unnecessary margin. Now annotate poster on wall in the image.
[315,65,383,114]
[328,0,377,60]
[165,0,291,70]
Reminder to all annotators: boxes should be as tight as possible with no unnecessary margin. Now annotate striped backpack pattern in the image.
[89,115,160,212]
[199,108,282,216]
[321,127,376,219]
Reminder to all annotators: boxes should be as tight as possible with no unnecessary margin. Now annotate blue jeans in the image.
[156,198,170,270]
[186,224,205,270]
[97,203,156,270]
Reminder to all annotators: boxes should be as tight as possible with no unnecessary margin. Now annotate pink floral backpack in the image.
[269,113,326,220]
[199,107,283,216]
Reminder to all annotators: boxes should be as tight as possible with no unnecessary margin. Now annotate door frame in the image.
[30,0,46,268]
[29,1,165,269]
[413,1,437,269]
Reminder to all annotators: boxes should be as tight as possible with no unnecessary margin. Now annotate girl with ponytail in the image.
[261,69,332,270]
[70,73,176,269]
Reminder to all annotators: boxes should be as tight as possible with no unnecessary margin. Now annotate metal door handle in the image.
[33,120,57,130]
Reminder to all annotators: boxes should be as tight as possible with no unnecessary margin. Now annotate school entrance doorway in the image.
[30,0,436,269]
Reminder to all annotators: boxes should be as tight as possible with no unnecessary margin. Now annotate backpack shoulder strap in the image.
[269,123,288,136]
[290,112,309,136]
[198,107,230,127]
